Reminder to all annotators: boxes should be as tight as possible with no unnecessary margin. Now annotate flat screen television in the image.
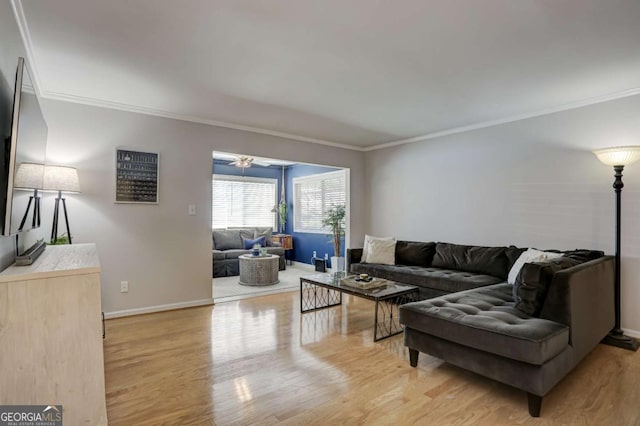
[0,57,48,236]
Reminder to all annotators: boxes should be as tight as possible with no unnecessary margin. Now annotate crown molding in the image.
[42,90,366,151]
[11,0,44,97]
[37,84,640,155]
[363,87,640,152]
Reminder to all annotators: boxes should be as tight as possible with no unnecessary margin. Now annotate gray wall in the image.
[365,94,640,334]
[41,99,365,314]
[0,0,46,268]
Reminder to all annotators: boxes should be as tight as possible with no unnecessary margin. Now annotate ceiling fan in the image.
[228,156,271,170]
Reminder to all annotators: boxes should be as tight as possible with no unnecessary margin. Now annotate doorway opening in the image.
[210,151,350,302]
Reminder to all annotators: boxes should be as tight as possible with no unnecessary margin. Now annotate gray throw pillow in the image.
[432,242,510,279]
[254,227,273,247]
[212,230,243,250]
[395,241,436,267]
[514,256,581,315]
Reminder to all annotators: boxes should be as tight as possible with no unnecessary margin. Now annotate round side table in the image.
[238,254,280,286]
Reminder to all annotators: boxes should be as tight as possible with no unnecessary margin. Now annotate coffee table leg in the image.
[374,293,416,342]
[300,278,342,313]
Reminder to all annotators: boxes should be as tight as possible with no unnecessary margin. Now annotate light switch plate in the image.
[188,204,196,216]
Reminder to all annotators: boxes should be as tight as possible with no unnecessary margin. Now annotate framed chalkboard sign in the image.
[115,148,159,204]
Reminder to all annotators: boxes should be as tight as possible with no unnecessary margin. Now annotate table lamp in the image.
[43,165,80,244]
[13,162,44,231]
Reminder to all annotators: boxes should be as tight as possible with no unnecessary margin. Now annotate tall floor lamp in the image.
[43,165,80,244]
[14,163,44,231]
[593,146,640,351]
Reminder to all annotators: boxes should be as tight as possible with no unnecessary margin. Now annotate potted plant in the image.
[322,204,346,272]
[278,200,287,233]
[50,233,70,245]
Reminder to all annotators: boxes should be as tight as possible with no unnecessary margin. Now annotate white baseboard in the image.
[622,328,640,339]
[104,298,214,319]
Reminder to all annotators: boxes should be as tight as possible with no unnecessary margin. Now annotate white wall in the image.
[365,94,640,334]
[41,99,365,314]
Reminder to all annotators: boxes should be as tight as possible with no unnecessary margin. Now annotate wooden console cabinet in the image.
[0,243,108,425]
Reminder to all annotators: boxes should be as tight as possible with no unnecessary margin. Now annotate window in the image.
[212,175,276,229]
[293,170,346,233]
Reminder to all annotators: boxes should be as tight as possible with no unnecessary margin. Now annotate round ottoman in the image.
[238,254,280,286]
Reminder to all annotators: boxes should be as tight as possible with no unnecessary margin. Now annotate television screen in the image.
[0,57,47,236]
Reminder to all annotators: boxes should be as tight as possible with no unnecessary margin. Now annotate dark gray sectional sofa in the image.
[212,227,285,278]
[347,241,615,417]
[348,241,524,299]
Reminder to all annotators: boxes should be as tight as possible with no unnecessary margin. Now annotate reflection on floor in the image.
[213,263,317,302]
[103,292,640,425]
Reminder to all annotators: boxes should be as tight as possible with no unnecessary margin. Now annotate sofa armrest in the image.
[540,256,614,360]
[347,248,363,272]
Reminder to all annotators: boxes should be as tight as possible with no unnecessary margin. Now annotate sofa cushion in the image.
[254,227,274,247]
[395,241,436,267]
[505,245,527,270]
[399,284,570,365]
[432,243,510,279]
[562,249,604,262]
[212,230,243,250]
[212,250,225,261]
[224,249,250,260]
[507,248,564,285]
[264,247,285,256]
[362,235,395,263]
[514,256,582,315]
[366,238,397,265]
[351,263,503,293]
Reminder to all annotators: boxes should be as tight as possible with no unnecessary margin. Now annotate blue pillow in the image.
[242,235,266,250]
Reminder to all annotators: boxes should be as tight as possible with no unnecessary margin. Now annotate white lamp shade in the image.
[593,146,640,167]
[14,162,44,190]
[43,165,80,193]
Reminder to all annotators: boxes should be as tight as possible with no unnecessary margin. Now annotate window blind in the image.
[212,175,277,229]
[293,170,346,233]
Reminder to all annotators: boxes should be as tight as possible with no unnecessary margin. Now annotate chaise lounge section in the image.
[400,256,614,416]
[348,240,615,416]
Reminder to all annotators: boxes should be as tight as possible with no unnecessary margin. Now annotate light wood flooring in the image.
[104,291,640,425]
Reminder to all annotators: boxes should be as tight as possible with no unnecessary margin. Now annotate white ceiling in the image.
[16,0,640,150]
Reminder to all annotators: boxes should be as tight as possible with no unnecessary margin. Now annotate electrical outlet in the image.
[188,204,196,216]
[120,281,129,293]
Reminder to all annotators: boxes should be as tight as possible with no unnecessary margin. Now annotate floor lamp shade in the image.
[593,146,640,167]
[43,165,80,193]
[593,145,640,351]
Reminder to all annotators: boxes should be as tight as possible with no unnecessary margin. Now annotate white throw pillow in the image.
[366,238,397,265]
[507,248,564,284]
[362,234,395,263]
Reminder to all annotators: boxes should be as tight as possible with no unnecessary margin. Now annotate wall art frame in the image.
[115,147,159,204]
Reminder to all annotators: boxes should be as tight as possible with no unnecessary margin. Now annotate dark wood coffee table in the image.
[300,273,419,341]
